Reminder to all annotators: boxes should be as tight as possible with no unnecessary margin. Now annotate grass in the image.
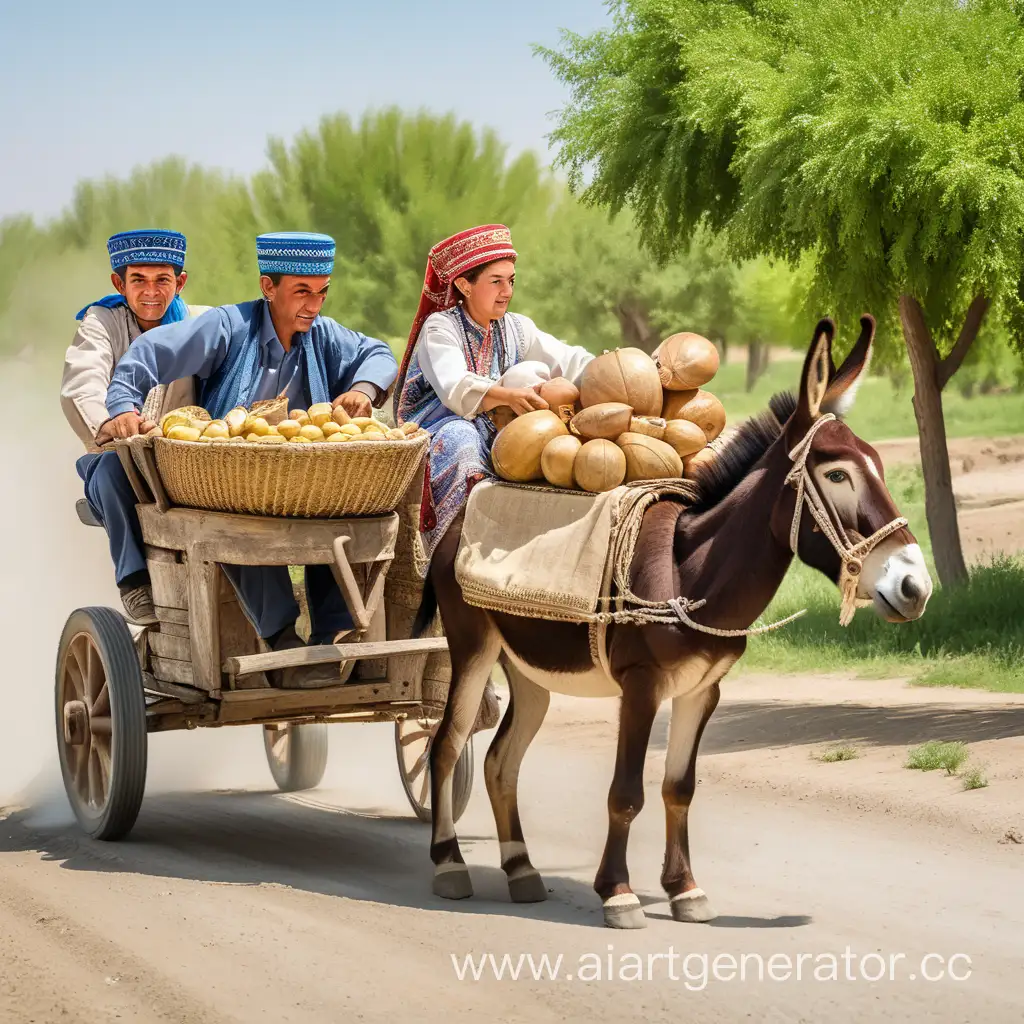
[815,745,860,762]
[905,741,970,774]
[714,359,1024,442]
[959,764,989,791]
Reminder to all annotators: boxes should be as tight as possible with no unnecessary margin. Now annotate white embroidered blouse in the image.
[417,310,594,419]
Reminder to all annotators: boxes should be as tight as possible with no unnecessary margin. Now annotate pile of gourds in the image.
[491,333,725,493]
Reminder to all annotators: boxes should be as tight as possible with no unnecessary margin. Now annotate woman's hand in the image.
[481,385,549,416]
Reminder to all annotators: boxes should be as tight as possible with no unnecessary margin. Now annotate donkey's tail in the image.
[411,577,438,639]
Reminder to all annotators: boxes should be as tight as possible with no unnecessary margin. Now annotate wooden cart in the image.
[55,439,472,841]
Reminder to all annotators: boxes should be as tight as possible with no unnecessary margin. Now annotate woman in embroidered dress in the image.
[395,224,594,571]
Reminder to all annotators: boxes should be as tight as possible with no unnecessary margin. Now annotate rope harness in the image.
[592,413,908,643]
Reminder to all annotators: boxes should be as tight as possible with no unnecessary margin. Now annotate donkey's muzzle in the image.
[871,543,932,622]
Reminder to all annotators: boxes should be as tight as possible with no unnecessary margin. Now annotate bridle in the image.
[783,413,907,626]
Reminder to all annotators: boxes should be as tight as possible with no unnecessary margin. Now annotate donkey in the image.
[416,315,932,929]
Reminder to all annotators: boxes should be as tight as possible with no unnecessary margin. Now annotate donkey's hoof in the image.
[508,870,547,904]
[433,864,473,900]
[602,893,646,929]
[669,888,716,923]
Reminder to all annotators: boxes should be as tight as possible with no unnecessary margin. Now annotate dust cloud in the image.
[1,357,416,829]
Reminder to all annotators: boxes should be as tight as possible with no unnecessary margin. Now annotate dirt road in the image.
[2,684,1023,1024]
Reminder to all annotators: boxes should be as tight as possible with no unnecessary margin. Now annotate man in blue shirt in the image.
[104,232,399,688]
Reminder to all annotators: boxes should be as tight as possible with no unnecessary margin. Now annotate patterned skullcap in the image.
[256,232,335,275]
[107,229,186,272]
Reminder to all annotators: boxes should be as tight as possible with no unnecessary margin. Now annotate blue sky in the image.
[0,0,612,220]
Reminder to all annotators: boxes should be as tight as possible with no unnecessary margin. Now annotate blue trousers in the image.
[77,452,352,642]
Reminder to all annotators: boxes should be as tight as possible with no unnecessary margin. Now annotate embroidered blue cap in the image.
[107,229,186,272]
[256,231,335,275]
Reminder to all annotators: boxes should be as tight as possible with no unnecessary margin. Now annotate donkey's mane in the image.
[685,391,798,512]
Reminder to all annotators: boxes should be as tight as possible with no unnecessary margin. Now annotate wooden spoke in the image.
[91,681,110,719]
[398,728,434,747]
[417,761,430,808]
[407,748,429,785]
[88,749,102,809]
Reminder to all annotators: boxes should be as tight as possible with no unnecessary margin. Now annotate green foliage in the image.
[959,763,989,790]
[905,740,969,774]
[542,0,1024,358]
[0,106,810,362]
[816,745,860,762]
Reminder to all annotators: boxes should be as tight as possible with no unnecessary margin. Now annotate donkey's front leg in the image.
[485,659,550,903]
[594,678,661,929]
[660,681,722,923]
[430,622,501,901]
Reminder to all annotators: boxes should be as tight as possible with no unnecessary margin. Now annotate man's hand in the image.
[333,390,373,419]
[95,411,143,445]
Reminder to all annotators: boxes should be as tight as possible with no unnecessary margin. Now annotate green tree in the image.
[252,108,557,340]
[542,0,1024,586]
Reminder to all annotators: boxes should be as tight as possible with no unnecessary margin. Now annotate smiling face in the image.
[112,263,186,329]
[260,274,331,338]
[454,259,516,324]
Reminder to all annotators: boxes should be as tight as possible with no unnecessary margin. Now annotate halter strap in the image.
[784,414,907,626]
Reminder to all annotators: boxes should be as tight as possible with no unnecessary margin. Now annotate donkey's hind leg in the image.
[485,658,550,903]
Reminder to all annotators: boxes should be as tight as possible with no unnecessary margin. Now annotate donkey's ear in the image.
[791,317,834,434]
[821,314,875,419]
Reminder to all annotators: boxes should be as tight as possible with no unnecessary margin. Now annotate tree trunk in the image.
[745,339,769,392]
[615,299,656,352]
[897,293,988,588]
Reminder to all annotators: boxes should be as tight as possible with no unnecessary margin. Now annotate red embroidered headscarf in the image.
[394,224,518,416]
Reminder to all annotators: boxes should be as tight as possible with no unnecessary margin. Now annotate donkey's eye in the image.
[825,469,848,484]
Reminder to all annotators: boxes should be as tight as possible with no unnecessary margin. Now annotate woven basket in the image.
[152,433,429,518]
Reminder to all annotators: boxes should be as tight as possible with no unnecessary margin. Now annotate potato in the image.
[224,408,248,437]
[386,428,406,440]
[322,422,343,437]
[289,435,312,444]
[338,423,361,437]
[276,419,302,439]
[299,424,325,442]
[289,409,311,426]
[309,402,333,427]
[326,432,350,442]
[166,425,201,442]
[243,416,270,437]
[256,433,287,445]
[400,420,420,436]
[203,420,230,440]
[332,405,352,426]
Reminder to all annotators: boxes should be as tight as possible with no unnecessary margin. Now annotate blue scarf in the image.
[197,299,330,420]
[74,293,189,323]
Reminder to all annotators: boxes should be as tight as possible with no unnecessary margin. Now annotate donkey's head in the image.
[769,316,932,623]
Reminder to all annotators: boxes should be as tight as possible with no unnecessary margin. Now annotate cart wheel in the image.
[395,717,474,824]
[55,607,147,840]
[263,723,328,792]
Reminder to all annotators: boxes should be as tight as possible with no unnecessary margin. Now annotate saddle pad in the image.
[455,481,626,622]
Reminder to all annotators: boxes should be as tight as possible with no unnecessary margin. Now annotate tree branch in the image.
[938,294,990,391]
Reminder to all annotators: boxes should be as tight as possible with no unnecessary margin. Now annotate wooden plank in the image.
[138,442,171,513]
[151,655,195,686]
[149,559,189,610]
[187,558,221,691]
[136,505,398,567]
[330,537,370,631]
[115,444,153,504]
[217,679,416,722]
[142,671,209,704]
[156,606,189,626]
[148,631,190,661]
[155,618,190,639]
[224,636,448,676]
[144,545,180,564]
